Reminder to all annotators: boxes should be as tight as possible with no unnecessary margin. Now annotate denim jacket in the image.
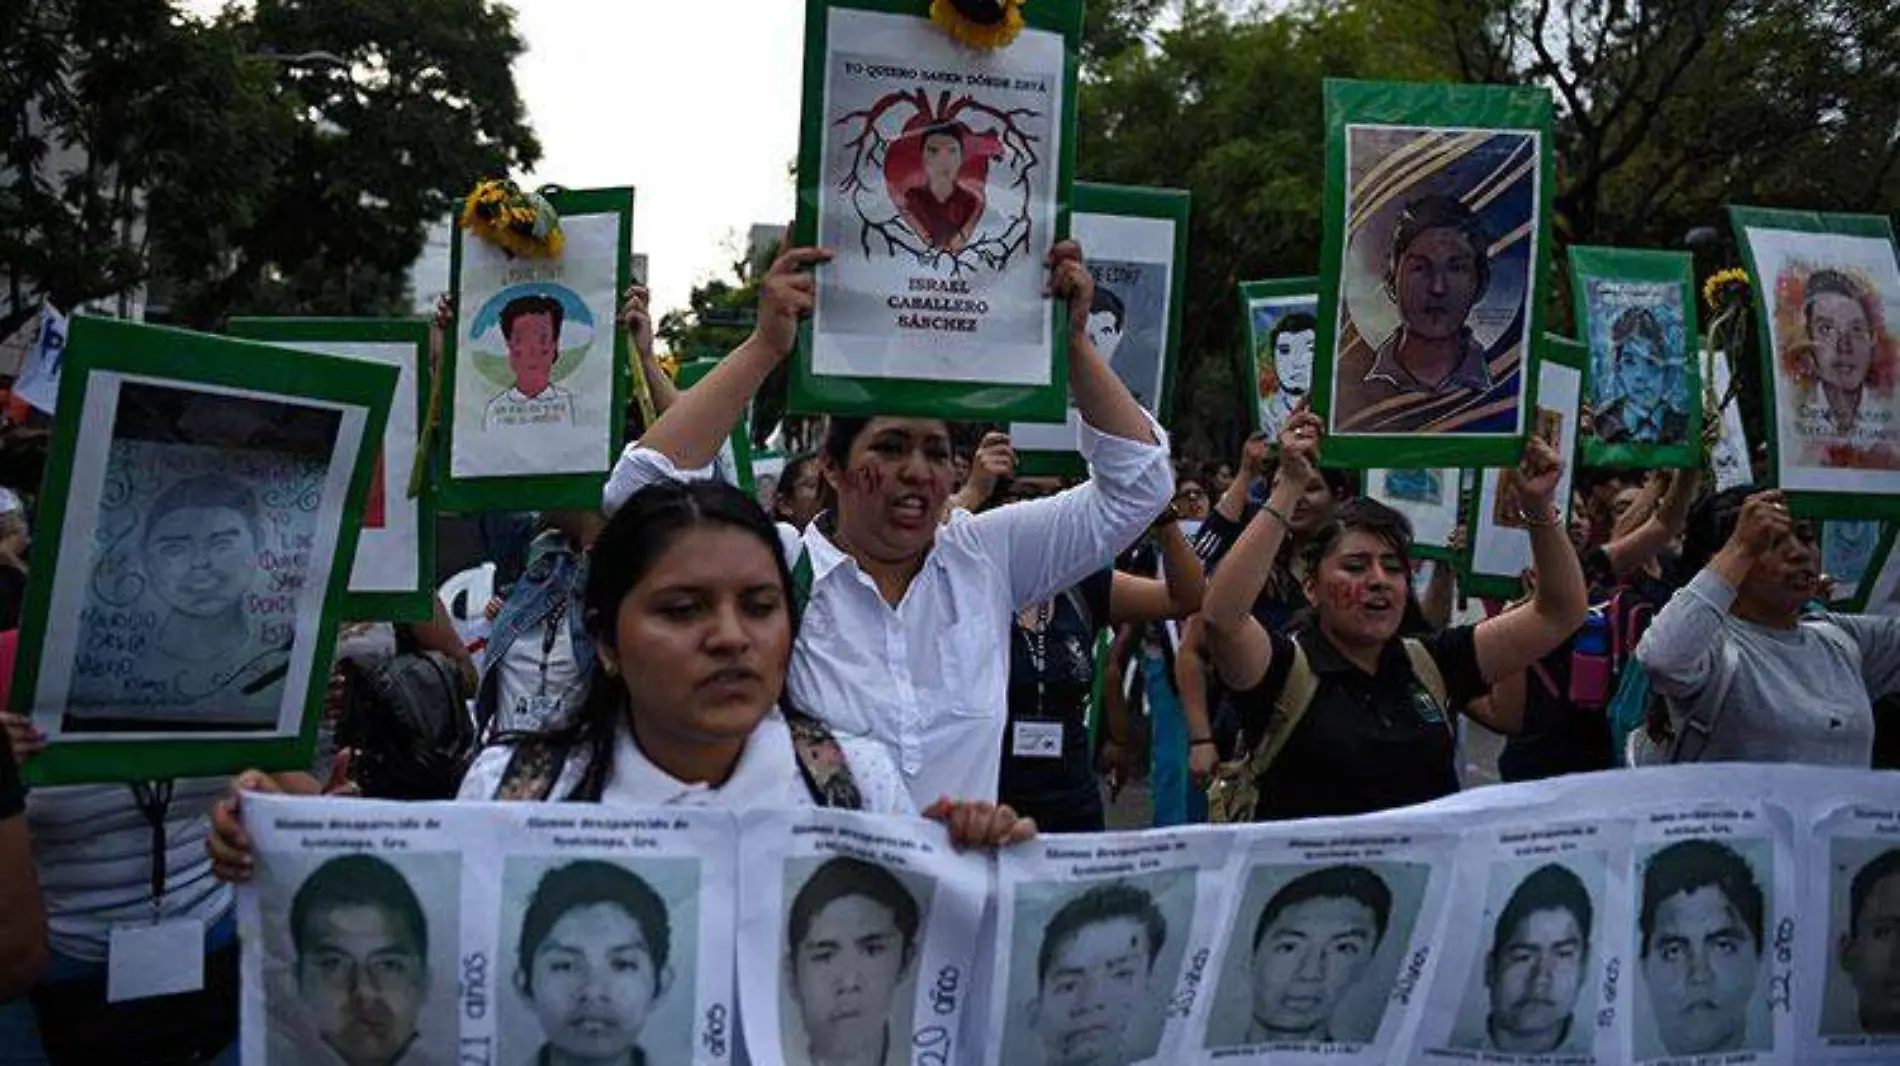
[475,530,592,735]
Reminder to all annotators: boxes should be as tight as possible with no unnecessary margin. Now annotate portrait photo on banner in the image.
[1010,184,1187,472]
[1240,278,1319,441]
[1317,79,1553,468]
[11,319,390,785]
[1733,206,1900,517]
[446,186,631,510]
[1819,834,1900,1042]
[496,855,702,1066]
[793,0,1083,420]
[1568,246,1702,470]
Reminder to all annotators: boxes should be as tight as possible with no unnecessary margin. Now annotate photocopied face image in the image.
[1450,862,1597,1056]
[782,856,930,1066]
[1252,297,1320,439]
[1827,842,1900,1037]
[1635,838,1770,1060]
[1589,291,1691,447]
[1204,861,1431,1052]
[1087,286,1127,365]
[499,856,700,1066]
[271,853,458,1066]
[1001,873,1193,1066]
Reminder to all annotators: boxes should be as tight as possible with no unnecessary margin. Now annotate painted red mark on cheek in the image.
[1322,580,1369,611]
[842,464,886,496]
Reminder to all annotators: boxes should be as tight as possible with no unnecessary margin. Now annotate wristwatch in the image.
[1514,503,1562,528]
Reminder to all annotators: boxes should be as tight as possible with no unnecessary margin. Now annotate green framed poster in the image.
[1013,182,1190,478]
[1820,518,1884,609]
[1729,205,1900,519]
[1364,467,1462,561]
[228,317,437,622]
[676,358,757,495]
[442,185,634,512]
[1567,246,1703,470]
[789,0,1084,422]
[1238,276,1319,440]
[1314,79,1556,469]
[1852,522,1900,614]
[1459,335,1584,600]
[11,318,395,785]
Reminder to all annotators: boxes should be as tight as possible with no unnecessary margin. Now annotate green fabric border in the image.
[1314,78,1556,470]
[1846,522,1899,613]
[1237,276,1319,437]
[227,317,438,622]
[1013,181,1191,470]
[16,318,396,786]
[1729,205,1900,520]
[1566,246,1704,470]
[440,186,634,512]
[1457,334,1585,599]
[789,0,1084,421]
[676,359,758,493]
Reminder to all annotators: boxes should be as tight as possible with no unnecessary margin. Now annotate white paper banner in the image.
[14,301,67,414]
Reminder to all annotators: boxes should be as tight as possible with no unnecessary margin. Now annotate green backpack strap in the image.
[783,707,865,810]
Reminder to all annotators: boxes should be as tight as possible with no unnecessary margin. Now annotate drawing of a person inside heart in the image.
[887,116,1002,253]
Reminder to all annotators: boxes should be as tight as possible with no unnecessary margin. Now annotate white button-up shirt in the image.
[603,415,1173,806]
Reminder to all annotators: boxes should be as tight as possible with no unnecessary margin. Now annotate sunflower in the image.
[930,0,1026,50]
[1702,267,1750,313]
[458,178,565,260]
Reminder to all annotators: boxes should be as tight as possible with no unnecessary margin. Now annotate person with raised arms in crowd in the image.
[596,239,1173,811]
[1201,412,1587,820]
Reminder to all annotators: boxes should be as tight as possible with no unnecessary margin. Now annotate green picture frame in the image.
[12,318,395,785]
[1566,246,1704,470]
[1849,522,1900,614]
[1729,205,1900,519]
[1820,518,1886,610]
[227,317,438,622]
[1314,78,1556,470]
[789,0,1084,422]
[441,185,634,512]
[1014,182,1190,478]
[676,359,758,495]
[1238,276,1320,440]
[1458,335,1585,601]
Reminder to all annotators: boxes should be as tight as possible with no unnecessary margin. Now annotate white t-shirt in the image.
[490,609,585,735]
[458,708,914,814]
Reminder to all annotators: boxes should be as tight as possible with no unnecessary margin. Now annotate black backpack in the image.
[343,652,477,799]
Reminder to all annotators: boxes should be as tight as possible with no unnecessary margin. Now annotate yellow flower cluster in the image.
[1703,267,1750,312]
[458,178,565,260]
[929,0,1026,50]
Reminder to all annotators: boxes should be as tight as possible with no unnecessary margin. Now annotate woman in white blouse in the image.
[601,241,1174,808]
[207,481,1030,880]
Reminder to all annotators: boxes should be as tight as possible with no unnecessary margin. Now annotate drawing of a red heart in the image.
[884,114,1002,250]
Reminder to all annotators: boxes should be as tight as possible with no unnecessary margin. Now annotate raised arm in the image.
[1173,614,1219,789]
[1600,469,1699,579]
[1108,522,1205,625]
[1202,411,1319,692]
[1417,528,1463,631]
[1472,437,1590,682]
[619,283,679,413]
[946,431,1012,516]
[1053,242,1158,447]
[1212,433,1268,523]
[1636,490,1786,699]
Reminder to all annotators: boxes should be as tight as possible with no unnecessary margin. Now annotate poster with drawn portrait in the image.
[1733,207,1900,518]
[792,0,1084,421]
[1627,803,1796,1065]
[445,186,632,512]
[1707,349,1756,492]
[1822,520,1884,606]
[982,828,1234,1066]
[1414,819,1632,1063]
[1011,184,1188,473]
[228,319,436,622]
[1569,247,1702,470]
[1802,805,1900,1062]
[1463,336,1584,601]
[1366,467,1461,560]
[1316,80,1554,469]
[12,319,390,785]
[1241,279,1320,441]
[1185,823,1457,1065]
[735,807,991,1066]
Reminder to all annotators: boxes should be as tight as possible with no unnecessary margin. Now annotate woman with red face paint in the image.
[600,241,1173,811]
[1201,413,1588,820]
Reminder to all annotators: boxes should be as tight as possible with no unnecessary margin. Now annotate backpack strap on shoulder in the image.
[1245,644,1320,780]
[784,707,864,810]
[494,738,568,801]
[1400,638,1452,734]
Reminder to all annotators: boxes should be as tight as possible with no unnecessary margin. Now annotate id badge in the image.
[518,693,564,729]
[108,918,205,1002]
[1012,720,1063,759]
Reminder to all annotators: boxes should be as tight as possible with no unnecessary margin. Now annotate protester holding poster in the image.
[600,240,1171,810]
[1200,411,1585,821]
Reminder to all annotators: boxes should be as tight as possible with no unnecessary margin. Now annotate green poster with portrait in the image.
[1012,182,1190,478]
[1567,247,1703,471]
[442,185,634,512]
[1314,79,1556,470]
[1730,206,1900,519]
[1459,335,1584,601]
[1238,277,1319,441]
[789,0,1084,422]
[675,358,757,495]
[10,318,395,785]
